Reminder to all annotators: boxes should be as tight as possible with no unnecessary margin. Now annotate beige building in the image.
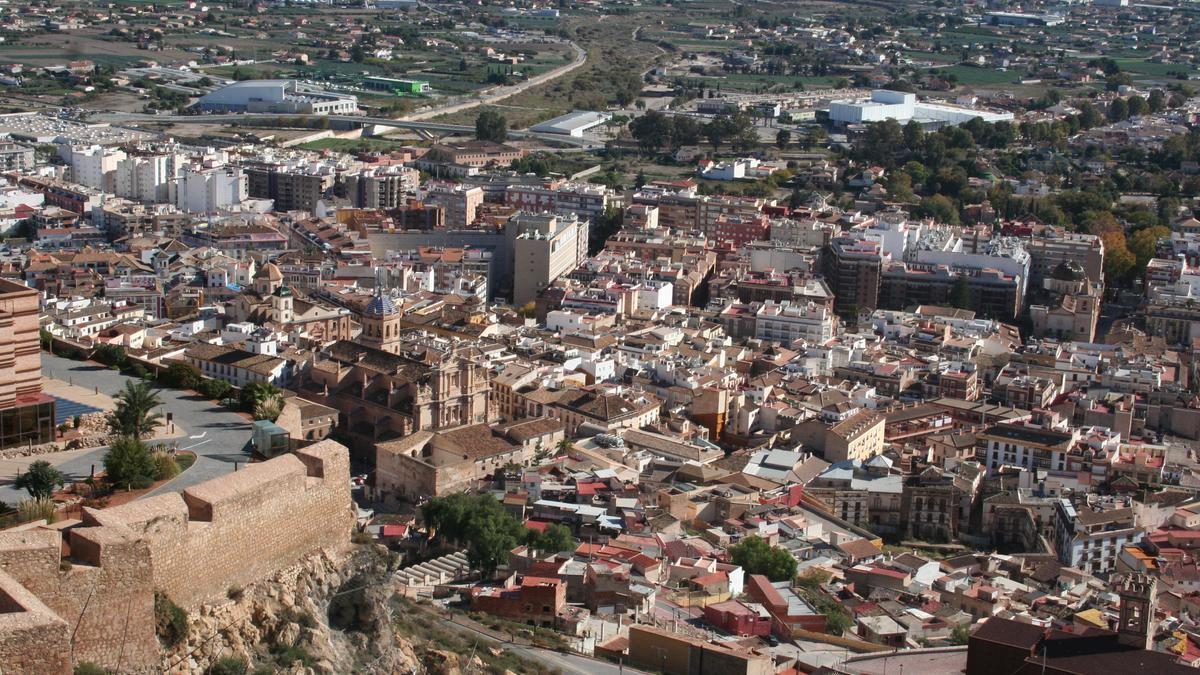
[1029,261,1102,343]
[0,279,54,448]
[508,212,589,306]
[793,409,886,463]
[302,338,491,443]
[375,423,535,501]
[424,182,484,228]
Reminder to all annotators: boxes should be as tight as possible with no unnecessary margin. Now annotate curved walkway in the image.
[0,354,254,505]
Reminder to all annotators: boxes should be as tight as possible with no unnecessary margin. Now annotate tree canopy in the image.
[728,535,797,582]
[107,381,163,440]
[423,493,577,574]
[104,436,158,490]
[14,460,64,500]
[475,111,508,143]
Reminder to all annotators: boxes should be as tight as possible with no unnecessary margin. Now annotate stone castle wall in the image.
[0,439,354,673]
[86,440,354,609]
[0,523,158,671]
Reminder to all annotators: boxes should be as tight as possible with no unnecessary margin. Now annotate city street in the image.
[443,614,645,675]
[0,354,254,505]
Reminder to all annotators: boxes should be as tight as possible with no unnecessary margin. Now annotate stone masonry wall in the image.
[85,439,354,609]
[0,525,159,672]
[0,440,354,674]
[0,568,71,674]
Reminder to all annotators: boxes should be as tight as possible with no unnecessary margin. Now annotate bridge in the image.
[88,111,598,148]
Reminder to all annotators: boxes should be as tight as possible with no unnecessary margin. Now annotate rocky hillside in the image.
[162,543,420,674]
[161,542,555,675]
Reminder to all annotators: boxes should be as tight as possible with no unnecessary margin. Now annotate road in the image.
[89,111,597,147]
[402,40,588,122]
[0,354,254,505]
[652,596,702,623]
[444,615,644,675]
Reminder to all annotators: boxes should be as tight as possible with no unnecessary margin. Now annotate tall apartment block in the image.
[0,279,54,448]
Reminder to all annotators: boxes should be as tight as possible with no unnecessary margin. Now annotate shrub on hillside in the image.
[154,592,188,647]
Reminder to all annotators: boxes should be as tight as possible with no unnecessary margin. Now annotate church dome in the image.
[1051,260,1086,282]
[365,294,397,317]
[257,262,283,282]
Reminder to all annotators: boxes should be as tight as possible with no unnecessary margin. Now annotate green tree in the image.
[1108,98,1129,122]
[949,274,973,310]
[423,493,525,576]
[161,362,203,389]
[14,460,65,500]
[107,380,163,440]
[475,111,508,143]
[728,535,796,582]
[104,436,157,490]
[775,128,791,150]
[918,194,960,225]
[240,382,281,413]
[92,344,127,368]
[528,523,575,554]
[1148,89,1166,113]
[629,110,673,153]
[198,378,233,401]
[950,624,972,645]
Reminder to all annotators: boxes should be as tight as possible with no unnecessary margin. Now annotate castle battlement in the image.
[0,440,354,673]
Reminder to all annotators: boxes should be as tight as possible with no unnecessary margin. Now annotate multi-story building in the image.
[807,457,903,532]
[719,300,835,344]
[504,181,612,224]
[822,236,885,317]
[879,263,1024,321]
[0,279,55,448]
[980,423,1077,474]
[175,164,248,213]
[341,167,419,209]
[115,151,183,204]
[0,142,35,172]
[245,164,335,212]
[1026,232,1106,289]
[425,182,484,228]
[183,343,290,388]
[1055,501,1142,576]
[425,140,526,167]
[508,212,589,306]
[65,144,125,192]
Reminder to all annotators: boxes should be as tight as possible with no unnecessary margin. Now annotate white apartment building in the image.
[754,300,835,344]
[66,144,126,193]
[116,153,182,204]
[176,164,248,213]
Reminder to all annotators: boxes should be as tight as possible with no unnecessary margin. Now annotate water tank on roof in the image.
[594,433,625,448]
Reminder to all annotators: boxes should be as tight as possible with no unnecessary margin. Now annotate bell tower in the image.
[1117,572,1157,649]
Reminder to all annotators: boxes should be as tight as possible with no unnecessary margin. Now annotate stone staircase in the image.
[395,551,472,588]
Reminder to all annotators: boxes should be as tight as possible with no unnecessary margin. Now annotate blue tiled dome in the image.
[365,294,397,316]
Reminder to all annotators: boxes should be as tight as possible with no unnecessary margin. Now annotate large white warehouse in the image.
[829,90,1013,127]
[196,80,358,115]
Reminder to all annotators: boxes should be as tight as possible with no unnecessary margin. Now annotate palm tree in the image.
[556,437,574,455]
[107,380,163,440]
[254,393,284,423]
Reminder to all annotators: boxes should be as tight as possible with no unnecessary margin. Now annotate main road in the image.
[401,39,587,122]
[0,354,254,505]
[88,111,597,147]
[442,614,645,675]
